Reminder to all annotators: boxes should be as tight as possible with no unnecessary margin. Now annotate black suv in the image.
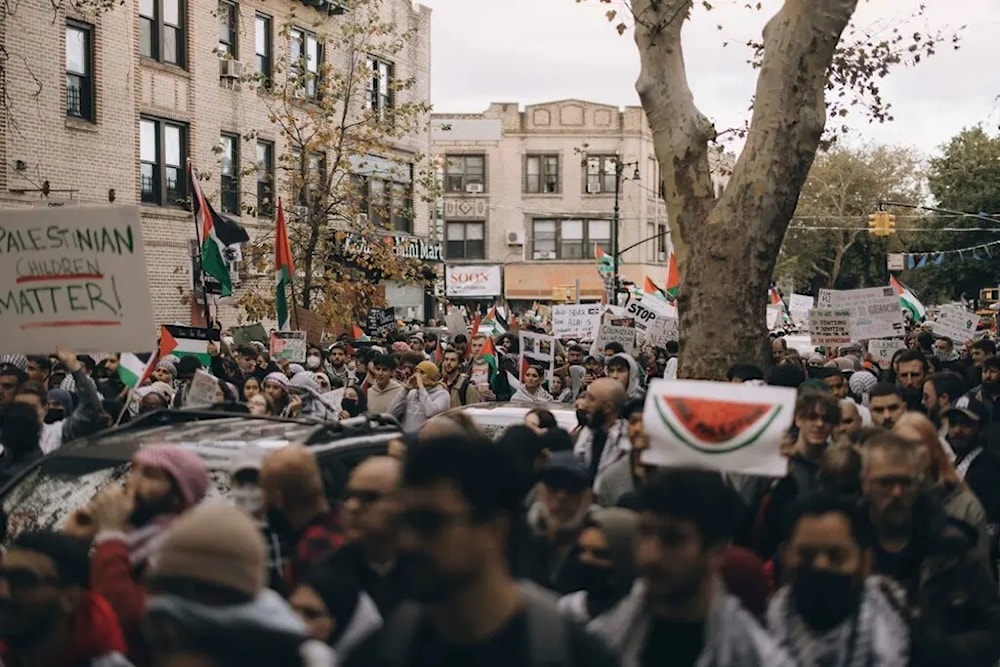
[0,408,402,544]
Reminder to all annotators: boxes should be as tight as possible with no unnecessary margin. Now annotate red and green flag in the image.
[189,162,249,297]
[274,199,294,332]
[595,244,614,277]
[643,276,667,301]
[665,252,679,301]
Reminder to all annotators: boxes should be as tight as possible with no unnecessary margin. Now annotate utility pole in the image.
[612,156,640,303]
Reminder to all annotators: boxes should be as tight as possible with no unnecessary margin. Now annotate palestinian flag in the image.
[644,276,668,301]
[118,352,156,388]
[475,336,498,376]
[274,198,294,331]
[891,276,926,321]
[189,162,249,297]
[160,325,217,366]
[665,253,679,301]
[351,324,370,342]
[595,244,614,277]
[484,306,508,334]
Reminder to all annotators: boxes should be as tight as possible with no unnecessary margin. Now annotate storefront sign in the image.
[341,233,443,263]
[445,264,502,297]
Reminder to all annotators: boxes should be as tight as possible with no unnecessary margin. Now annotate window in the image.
[360,170,413,233]
[446,222,485,259]
[531,219,610,260]
[220,134,240,215]
[657,224,667,256]
[444,155,485,193]
[140,117,187,206]
[524,155,559,194]
[256,140,274,217]
[290,28,321,99]
[140,0,184,66]
[255,14,272,83]
[366,57,393,117]
[292,150,326,207]
[65,22,94,121]
[217,1,237,57]
[585,155,617,194]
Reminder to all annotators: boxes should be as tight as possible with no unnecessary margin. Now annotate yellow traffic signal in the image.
[867,211,895,236]
[868,213,880,234]
[886,214,896,234]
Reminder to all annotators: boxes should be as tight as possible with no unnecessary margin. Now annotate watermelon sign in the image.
[642,380,796,477]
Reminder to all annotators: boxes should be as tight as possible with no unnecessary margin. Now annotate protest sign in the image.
[766,304,783,330]
[868,339,907,370]
[366,307,396,337]
[231,323,268,346]
[269,331,307,363]
[929,306,978,342]
[0,206,155,354]
[625,299,661,331]
[808,309,853,346]
[595,324,636,355]
[817,286,903,339]
[641,379,795,477]
[187,369,221,407]
[518,331,555,381]
[444,309,469,342]
[788,294,814,316]
[551,304,602,338]
[645,316,679,347]
[294,306,326,344]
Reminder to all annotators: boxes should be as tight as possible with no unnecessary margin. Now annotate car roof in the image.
[51,408,402,468]
[444,401,578,433]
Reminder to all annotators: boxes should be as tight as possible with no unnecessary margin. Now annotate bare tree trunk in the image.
[634,0,859,378]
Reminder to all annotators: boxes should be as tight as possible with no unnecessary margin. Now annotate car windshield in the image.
[0,456,230,546]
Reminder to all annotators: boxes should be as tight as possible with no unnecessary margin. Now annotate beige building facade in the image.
[1,0,434,329]
[431,100,732,304]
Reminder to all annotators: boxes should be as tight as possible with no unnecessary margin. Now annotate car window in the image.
[0,457,229,546]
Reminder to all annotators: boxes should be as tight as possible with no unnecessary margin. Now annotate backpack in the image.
[458,376,473,406]
[376,581,570,667]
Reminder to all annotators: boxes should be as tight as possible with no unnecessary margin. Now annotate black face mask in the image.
[265,505,293,536]
[342,399,360,416]
[129,493,176,528]
[587,410,608,429]
[43,410,64,424]
[568,560,616,598]
[575,409,588,428]
[790,567,862,631]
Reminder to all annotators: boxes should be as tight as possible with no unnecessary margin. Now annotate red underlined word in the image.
[20,321,121,329]
[15,273,104,284]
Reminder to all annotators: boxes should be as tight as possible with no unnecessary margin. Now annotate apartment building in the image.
[1,0,434,327]
[431,100,732,306]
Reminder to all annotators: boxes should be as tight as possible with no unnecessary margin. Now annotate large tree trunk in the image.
[634,0,859,378]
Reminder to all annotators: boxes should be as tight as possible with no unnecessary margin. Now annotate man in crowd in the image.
[922,371,966,433]
[895,350,929,411]
[367,354,406,416]
[968,339,996,387]
[869,383,908,429]
[573,378,632,488]
[326,344,356,387]
[441,349,480,408]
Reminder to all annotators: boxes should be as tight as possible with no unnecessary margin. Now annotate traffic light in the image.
[867,211,896,236]
[868,213,881,235]
[886,214,896,234]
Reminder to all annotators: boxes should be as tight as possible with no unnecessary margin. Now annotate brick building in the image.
[1,0,434,330]
[431,100,732,307]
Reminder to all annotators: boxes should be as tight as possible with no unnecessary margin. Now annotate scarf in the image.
[767,577,909,667]
[124,515,176,568]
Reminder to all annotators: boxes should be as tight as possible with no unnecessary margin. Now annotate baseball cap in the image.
[537,451,592,489]
[946,395,987,423]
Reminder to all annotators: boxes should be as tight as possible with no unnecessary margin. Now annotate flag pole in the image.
[278,198,301,332]
[188,159,214,328]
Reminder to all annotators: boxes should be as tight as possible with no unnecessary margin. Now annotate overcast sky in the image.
[419,0,1000,156]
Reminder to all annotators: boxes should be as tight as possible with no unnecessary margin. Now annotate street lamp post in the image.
[612,157,640,301]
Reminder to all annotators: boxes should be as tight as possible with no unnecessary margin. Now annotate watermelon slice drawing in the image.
[654,396,784,454]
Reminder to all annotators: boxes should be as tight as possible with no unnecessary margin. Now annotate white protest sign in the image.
[867,339,907,370]
[444,309,469,342]
[929,306,978,342]
[809,309,853,346]
[0,206,155,354]
[641,379,796,477]
[645,316,679,347]
[552,304,602,338]
[518,331,556,381]
[817,286,904,339]
[625,299,661,331]
[766,304,783,330]
[788,293,814,316]
[595,324,636,355]
[187,369,220,407]
[269,331,307,363]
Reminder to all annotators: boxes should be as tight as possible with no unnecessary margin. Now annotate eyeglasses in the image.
[0,567,59,595]
[344,489,384,505]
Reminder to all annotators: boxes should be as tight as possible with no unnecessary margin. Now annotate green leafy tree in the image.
[585,0,960,377]
[235,0,436,328]
[901,126,1000,303]
[777,144,925,292]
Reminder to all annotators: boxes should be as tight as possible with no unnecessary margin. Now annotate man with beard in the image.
[922,371,966,433]
[590,469,793,667]
[594,397,653,507]
[869,383,908,429]
[0,531,130,666]
[945,397,1000,539]
[525,452,597,594]
[967,356,1000,453]
[767,493,910,667]
[66,444,209,662]
[344,433,616,667]
[894,350,929,412]
[573,378,632,490]
[863,432,1000,665]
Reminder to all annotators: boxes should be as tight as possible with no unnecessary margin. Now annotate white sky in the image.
[420,0,1000,155]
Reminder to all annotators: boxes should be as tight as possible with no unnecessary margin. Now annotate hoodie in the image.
[35,368,104,454]
[367,379,406,416]
[145,589,333,667]
[610,353,643,399]
[0,591,133,667]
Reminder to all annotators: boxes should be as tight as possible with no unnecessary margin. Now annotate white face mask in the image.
[306,355,322,370]
[231,487,263,515]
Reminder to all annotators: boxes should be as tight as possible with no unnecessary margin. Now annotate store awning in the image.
[503,263,606,301]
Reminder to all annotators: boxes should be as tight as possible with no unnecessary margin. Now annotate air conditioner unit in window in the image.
[220,59,244,79]
[533,250,555,260]
[506,231,524,246]
[294,205,309,218]
[586,183,602,195]
[222,244,243,263]
[658,252,667,262]
[465,183,484,194]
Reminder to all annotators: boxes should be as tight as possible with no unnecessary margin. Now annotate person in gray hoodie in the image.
[366,354,406,417]
[388,361,450,433]
[606,353,643,400]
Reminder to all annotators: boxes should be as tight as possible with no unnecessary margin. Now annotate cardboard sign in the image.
[551,305,601,339]
[809,309,853,346]
[818,286,903,339]
[596,324,636,355]
[294,306,326,345]
[366,307,396,337]
[641,379,796,477]
[645,316,679,347]
[231,323,268,346]
[187,369,220,407]
[444,309,468,342]
[518,331,555,382]
[269,331,307,363]
[0,205,155,354]
[868,339,907,370]
[788,293,814,315]
[625,299,661,331]
[929,306,978,342]
[766,304,784,330]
